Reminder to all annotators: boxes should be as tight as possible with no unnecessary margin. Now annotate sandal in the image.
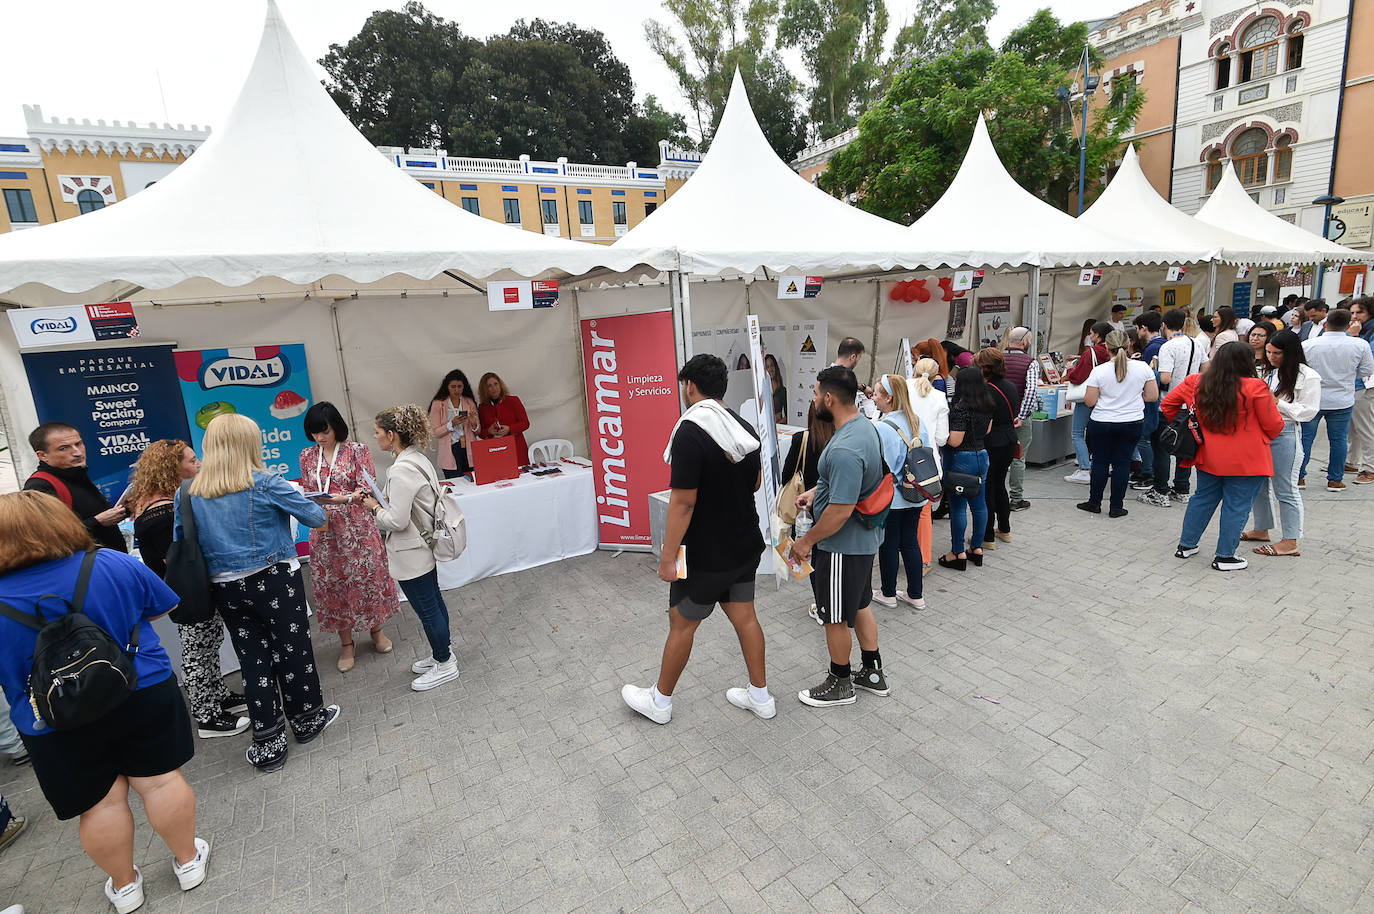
[337,640,356,673]
[1240,532,1271,542]
[371,631,393,654]
[1253,544,1300,557]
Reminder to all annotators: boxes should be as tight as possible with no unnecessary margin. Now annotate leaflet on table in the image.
[359,467,389,511]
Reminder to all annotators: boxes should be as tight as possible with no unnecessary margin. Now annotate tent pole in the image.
[1207,260,1218,313]
[329,301,360,440]
[670,270,694,363]
[1027,266,1042,360]
[571,288,592,458]
[869,282,882,388]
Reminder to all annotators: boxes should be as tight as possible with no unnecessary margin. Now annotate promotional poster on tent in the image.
[173,344,314,480]
[580,311,678,550]
[1022,293,1050,353]
[747,315,784,583]
[21,344,191,503]
[976,296,1011,349]
[789,320,828,425]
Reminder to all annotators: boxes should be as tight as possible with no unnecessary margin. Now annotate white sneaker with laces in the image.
[896,593,927,610]
[104,866,144,914]
[173,837,211,891]
[621,684,671,724]
[1064,469,1091,484]
[411,647,454,674]
[871,593,897,607]
[411,658,459,691]
[726,687,776,719]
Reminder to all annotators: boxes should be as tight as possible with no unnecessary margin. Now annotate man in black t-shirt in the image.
[621,354,772,725]
[23,422,128,552]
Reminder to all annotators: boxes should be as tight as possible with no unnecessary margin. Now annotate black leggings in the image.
[984,442,1015,540]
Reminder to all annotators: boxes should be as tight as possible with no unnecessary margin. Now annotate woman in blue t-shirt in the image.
[0,491,210,912]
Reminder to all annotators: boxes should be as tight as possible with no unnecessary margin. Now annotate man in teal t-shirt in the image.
[789,366,891,707]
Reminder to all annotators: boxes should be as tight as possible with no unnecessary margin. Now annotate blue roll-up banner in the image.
[20,344,193,503]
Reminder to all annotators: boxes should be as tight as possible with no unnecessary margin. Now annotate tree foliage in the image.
[820,11,1144,223]
[778,0,888,140]
[889,0,996,70]
[645,0,808,161]
[321,4,683,165]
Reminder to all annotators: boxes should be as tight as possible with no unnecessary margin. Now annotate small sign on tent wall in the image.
[777,275,822,299]
[1078,269,1102,286]
[487,280,559,311]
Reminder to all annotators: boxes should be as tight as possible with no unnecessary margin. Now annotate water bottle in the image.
[793,506,813,540]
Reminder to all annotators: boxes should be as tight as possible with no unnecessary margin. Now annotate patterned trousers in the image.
[214,563,328,766]
[176,612,233,722]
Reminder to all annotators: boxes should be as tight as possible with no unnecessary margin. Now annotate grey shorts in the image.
[669,565,757,620]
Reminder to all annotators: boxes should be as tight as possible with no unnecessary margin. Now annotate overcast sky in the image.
[0,0,1111,142]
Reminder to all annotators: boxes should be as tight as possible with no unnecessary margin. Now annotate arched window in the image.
[1286,20,1304,70]
[76,189,105,214]
[1206,149,1224,192]
[1231,128,1269,187]
[1215,43,1231,91]
[1274,135,1293,182]
[1239,17,1280,83]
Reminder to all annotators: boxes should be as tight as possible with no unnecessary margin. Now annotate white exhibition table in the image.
[435,464,599,590]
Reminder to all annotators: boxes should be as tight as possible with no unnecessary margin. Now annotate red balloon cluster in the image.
[888,277,956,303]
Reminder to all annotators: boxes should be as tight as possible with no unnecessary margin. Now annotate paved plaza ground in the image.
[1,447,1372,913]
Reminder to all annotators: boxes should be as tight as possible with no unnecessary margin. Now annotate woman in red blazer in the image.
[477,372,531,466]
[1161,341,1284,571]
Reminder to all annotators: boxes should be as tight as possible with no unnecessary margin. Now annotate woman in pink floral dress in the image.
[300,402,400,672]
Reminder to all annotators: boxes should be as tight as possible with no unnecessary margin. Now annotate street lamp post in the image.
[1077,71,1101,216]
[1312,194,1344,300]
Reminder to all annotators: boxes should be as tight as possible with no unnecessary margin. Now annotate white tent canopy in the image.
[1080,146,1296,266]
[1195,167,1373,264]
[615,71,923,277]
[0,0,673,297]
[906,116,1197,269]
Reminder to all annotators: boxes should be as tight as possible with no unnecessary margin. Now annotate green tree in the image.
[778,0,888,140]
[320,1,478,149]
[623,95,693,165]
[645,0,808,161]
[820,11,1143,223]
[888,0,996,72]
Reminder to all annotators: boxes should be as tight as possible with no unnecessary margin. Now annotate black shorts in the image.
[669,564,757,620]
[811,548,875,628]
[20,675,195,820]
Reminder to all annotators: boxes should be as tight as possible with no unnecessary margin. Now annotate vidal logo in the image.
[200,355,290,390]
[30,316,79,335]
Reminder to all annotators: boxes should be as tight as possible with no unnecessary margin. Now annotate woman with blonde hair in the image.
[176,414,337,772]
[1079,330,1159,517]
[360,404,459,692]
[129,440,248,738]
[477,372,531,465]
[906,356,949,564]
[871,375,929,609]
[0,491,211,910]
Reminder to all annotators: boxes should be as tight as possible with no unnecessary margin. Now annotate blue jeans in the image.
[878,506,922,598]
[1071,404,1091,470]
[1136,401,1159,472]
[1251,427,1303,540]
[397,568,452,663]
[1179,471,1266,559]
[948,450,990,554]
[1087,419,1142,511]
[1300,406,1354,482]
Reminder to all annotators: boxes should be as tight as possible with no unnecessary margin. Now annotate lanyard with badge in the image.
[316,444,343,532]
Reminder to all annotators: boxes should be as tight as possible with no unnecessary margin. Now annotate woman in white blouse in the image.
[906,357,950,569]
[1244,329,1322,557]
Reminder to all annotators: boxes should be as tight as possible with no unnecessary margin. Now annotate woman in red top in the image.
[1161,341,1284,571]
[1065,321,1113,484]
[477,372,531,466]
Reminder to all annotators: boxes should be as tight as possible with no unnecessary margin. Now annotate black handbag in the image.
[163,482,217,625]
[943,470,982,499]
[1159,405,1204,460]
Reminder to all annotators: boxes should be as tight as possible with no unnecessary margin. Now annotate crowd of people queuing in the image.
[1,294,1371,910]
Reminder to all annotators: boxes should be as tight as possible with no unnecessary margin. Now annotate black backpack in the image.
[0,548,140,730]
[881,419,943,503]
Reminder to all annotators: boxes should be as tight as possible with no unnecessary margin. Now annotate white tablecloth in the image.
[436,465,598,590]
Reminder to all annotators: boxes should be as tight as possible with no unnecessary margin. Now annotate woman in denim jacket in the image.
[175,414,339,771]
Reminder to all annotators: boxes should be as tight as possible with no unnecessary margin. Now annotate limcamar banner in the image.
[580,311,679,550]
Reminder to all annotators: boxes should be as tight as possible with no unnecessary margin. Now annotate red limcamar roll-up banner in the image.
[581,310,679,549]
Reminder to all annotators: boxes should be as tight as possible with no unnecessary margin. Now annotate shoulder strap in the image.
[797,430,808,476]
[0,599,42,632]
[30,471,72,508]
[177,482,198,544]
[882,418,913,448]
[71,547,99,614]
[991,382,1013,414]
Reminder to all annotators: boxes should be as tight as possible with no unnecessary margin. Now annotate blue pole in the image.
[1078,91,1088,216]
[1313,203,1332,299]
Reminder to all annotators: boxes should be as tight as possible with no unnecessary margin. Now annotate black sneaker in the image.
[1168,489,1191,503]
[246,732,288,772]
[1129,478,1155,490]
[197,711,250,739]
[1211,555,1248,571]
[797,673,856,707]
[221,692,248,715]
[294,705,341,744]
[8,749,29,766]
[851,665,891,696]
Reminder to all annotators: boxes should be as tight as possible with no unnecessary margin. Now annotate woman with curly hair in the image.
[129,440,248,739]
[361,405,459,692]
[1161,341,1284,571]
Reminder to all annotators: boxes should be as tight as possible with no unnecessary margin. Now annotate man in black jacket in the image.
[23,422,127,552]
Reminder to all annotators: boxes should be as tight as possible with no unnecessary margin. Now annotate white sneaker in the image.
[1211,555,1249,571]
[411,647,454,674]
[173,837,210,891]
[104,867,144,914]
[871,593,897,607]
[897,593,927,610]
[726,687,776,720]
[621,684,671,724]
[411,658,459,691]
[1064,469,1091,484]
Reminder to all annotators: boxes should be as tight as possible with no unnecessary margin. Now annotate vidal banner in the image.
[21,344,192,503]
[581,311,679,550]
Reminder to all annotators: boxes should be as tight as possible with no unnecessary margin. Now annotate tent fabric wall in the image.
[1040,268,1215,353]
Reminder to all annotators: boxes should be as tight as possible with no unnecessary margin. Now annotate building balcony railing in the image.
[376,146,678,186]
